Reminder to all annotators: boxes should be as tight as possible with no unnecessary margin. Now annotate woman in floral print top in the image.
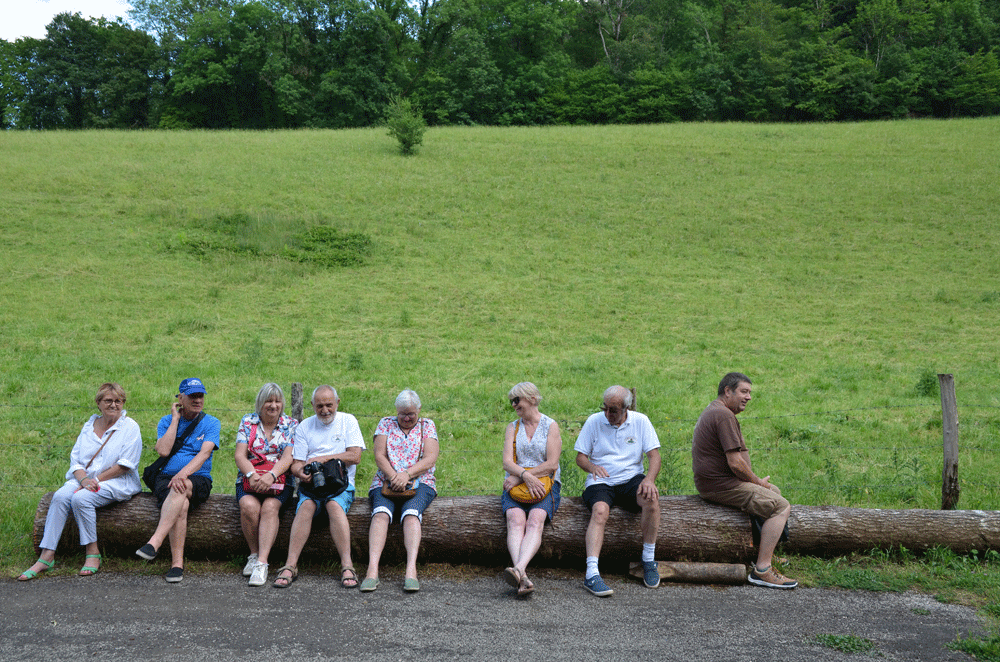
[234,383,297,587]
[360,389,439,593]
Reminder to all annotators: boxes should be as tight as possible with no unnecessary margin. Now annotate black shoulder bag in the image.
[142,412,206,491]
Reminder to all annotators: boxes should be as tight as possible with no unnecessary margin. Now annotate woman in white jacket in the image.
[19,382,142,580]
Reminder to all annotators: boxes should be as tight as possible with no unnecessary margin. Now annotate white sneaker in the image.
[242,554,259,577]
[248,562,268,587]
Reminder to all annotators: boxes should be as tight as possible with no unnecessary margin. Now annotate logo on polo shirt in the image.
[625,437,636,444]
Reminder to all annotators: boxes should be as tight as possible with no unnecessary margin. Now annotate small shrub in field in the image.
[915,370,939,397]
[384,96,426,155]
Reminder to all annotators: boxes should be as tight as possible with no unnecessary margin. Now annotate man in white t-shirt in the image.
[272,385,366,589]
[574,385,661,596]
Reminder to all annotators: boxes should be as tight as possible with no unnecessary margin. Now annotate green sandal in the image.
[79,554,102,576]
[18,558,54,581]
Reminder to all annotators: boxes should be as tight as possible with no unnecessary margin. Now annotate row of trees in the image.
[2,0,999,129]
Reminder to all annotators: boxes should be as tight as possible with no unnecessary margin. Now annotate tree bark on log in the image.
[34,493,1000,568]
[628,561,747,585]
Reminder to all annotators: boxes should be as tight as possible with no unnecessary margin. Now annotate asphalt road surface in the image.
[0,568,985,661]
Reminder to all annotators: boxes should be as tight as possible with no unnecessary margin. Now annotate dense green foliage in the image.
[2,0,999,128]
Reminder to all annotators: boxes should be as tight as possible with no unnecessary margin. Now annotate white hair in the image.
[394,389,421,410]
[603,385,633,408]
[311,384,338,403]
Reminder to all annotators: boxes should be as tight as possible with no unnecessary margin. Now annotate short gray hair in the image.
[255,383,285,417]
[311,385,338,404]
[508,382,541,406]
[395,389,421,410]
[603,385,633,409]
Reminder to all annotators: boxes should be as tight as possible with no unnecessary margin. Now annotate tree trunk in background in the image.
[34,493,1000,568]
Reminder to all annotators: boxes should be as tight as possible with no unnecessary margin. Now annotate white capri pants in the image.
[39,481,119,550]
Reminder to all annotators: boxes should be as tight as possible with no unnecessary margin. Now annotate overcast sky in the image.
[2,0,134,42]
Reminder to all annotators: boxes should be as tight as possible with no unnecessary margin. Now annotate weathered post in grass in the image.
[291,382,303,422]
[939,373,959,510]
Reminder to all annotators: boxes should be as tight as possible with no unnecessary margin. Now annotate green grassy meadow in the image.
[2,121,999,582]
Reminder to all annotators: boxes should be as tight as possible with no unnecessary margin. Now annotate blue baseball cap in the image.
[178,378,207,395]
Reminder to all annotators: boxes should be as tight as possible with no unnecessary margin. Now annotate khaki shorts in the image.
[699,482,789,520]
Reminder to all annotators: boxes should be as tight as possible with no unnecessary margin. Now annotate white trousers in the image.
[39,481,118,550]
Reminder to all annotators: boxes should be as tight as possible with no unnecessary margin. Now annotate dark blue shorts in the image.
[582,473,646,513]
[501,481,561,522]
[368,484,436,523]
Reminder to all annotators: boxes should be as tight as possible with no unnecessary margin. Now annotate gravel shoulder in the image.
[0,568,985,662]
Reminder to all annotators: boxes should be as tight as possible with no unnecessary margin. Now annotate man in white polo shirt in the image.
[575,385,661,596]
[272,385,365,589]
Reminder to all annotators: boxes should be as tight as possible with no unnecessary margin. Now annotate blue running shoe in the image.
[584,574,614,597]
[642,561,660,588]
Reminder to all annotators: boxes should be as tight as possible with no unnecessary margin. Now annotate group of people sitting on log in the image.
[19,372,796,594]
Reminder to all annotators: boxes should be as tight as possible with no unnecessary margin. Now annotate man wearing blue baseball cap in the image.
[136,378,221,583]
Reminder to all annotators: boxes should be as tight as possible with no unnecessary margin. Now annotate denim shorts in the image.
[582,473,646,513]
[368,483,436,523]
[501,481,561,522]
[297,485,355,516]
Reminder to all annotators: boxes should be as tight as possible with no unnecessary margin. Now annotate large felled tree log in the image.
[34,493,1000,568]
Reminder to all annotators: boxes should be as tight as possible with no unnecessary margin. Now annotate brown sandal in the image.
[273,565,297,588]
[517,575,535,597]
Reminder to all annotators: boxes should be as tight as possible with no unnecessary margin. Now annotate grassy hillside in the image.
[2,120,999,565]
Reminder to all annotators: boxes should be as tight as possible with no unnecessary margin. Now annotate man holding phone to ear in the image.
[136,378,221,583]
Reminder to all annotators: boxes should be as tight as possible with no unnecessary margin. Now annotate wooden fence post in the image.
[939,373,959,510]
[291,382,303,422]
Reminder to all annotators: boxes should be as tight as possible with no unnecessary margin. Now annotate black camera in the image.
[303,461,326,488]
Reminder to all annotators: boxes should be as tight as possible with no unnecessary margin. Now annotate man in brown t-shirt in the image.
[692,372,796,589]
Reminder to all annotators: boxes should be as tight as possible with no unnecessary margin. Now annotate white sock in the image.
[585,556,599,579]
[642,543,655,563]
